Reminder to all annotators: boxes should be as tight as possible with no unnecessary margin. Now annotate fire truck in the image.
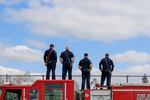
[1,80,150,100]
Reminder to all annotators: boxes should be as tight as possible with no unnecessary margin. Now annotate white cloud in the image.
[25,40,47,49]
[0,43,43,63]
[112,50,150,64]
[0,66,24,75]
[124,64,150,74]
[2,0,150,42]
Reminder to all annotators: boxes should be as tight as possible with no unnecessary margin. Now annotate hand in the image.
[45,62,47,66]
[79,68,82,72]
[69,62,73,67]
[78,65,82,71]
[88,69,91,72]
[100,69,103,72]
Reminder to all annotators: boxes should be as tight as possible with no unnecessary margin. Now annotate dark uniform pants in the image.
[62,64,72,80]
[81,72,90,90]
[101,71,111,87]
[46,63,56,80]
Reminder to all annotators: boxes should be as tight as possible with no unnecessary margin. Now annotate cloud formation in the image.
[2,0,150,42]
[124,64,150,74]
[112,50,150,65]
[0,66,24,75]
[25,40,47,49]
[0,43,43,63]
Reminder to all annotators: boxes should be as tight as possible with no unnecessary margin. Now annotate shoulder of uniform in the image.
[70,51,74,54]
[109,58,113,61]
[52,49,55,51]
[88,58,91,61]
[86,58,89,60]
[80,58,83,61]
[53,49,56,52]
[102,58,105,60]
[89,59,92,63]
[45,49,49,53]
[61,51,65,54]
[81,58,85,61]
[79,59,82,62]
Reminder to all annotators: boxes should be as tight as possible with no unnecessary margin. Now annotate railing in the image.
[0,74,149,85]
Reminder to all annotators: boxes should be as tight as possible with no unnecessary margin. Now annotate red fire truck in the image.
[84,85,150,100]
[1,80,150,100]
[0,80,77,100]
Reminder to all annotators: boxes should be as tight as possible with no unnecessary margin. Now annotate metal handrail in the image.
[0,74,149,84]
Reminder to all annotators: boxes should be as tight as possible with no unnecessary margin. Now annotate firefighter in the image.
[60,46,75,80]
[44,44,57,80]
[78,53,92,91]
[99,53,114,89]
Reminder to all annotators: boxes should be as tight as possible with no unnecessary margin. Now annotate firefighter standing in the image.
[99,53,114,88]
[78,53,92,90]
[60,46,75,80]
[44,44,57,80]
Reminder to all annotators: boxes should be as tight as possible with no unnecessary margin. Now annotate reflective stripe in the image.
[23,88,26,100]
[64,82,67,100]
[113,89,150,92]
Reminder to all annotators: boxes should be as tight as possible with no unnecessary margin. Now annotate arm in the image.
[71,57,75,64]
[78,60,82,71]
[54,51,57,63]
[78,65,82,71]
[43,51,48,66]
[43,51,47,63]
[71,52,75,64]
[111,60,114,71]
[99,60,102,71]
[59,53,63,64]
[88,59,92,72]
[99,60,101,70]
[89,64,93,72]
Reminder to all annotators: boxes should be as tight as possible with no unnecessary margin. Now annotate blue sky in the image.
[0,0,150,76]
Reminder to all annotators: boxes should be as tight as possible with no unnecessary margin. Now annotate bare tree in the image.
[10,71,34,85]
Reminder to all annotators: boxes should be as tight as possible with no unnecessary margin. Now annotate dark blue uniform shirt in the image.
[60,50,74,65]
[43,48,57,63]
[99,58,114,72]
[79,58,92,73]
